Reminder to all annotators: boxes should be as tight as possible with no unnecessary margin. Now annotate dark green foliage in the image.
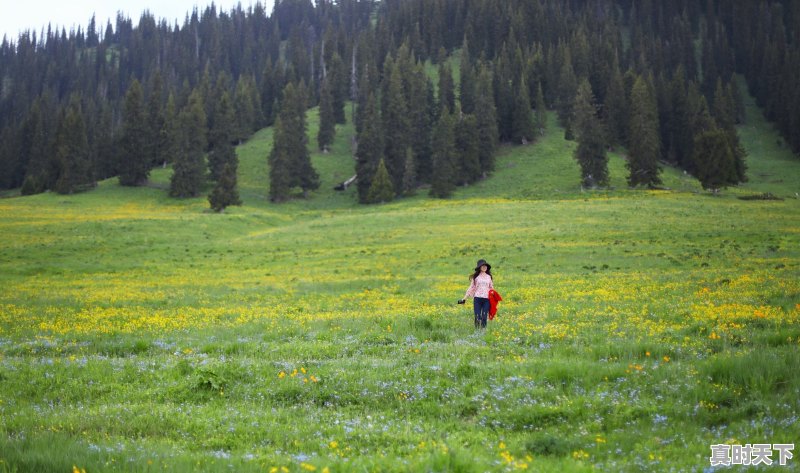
[692,128,739,193]
[408,66,434,184]
[475,64,498,176]
[604,66,628,147]
[317,77,336,152]
[145,73,167,168]
[119,80,149,187]
[268,117,293,202]
[170,91,207,198]
[454,109,481,185]
[437,63,455,115]
[329,52,348,124]
[208,92,236,182]
[355,93,383,204]
[511,74,536,145]
[268,82,319,202]
[534,81,546,134]
[367,159,395,204]
[0,0,783,198]
[382,58,411,193]
[429,109,456,198]
[401,148,417,196]
[53,99,94,194]
[573,80,609,188]
[459,38,476,114]
[208,158,241,212]
[233,75,262,144]
[627,76,662,188]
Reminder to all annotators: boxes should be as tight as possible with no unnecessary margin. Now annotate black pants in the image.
[474,297,490,328]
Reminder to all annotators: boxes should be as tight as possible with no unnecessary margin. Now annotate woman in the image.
[459,259,494,329]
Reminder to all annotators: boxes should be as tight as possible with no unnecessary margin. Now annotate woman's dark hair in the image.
[470,268,493,281]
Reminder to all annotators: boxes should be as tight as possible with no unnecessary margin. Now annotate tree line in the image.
[0,0,798,206]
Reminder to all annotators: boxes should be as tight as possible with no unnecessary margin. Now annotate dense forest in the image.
[0,0,798,206]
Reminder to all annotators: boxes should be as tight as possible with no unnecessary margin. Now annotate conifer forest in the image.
[1,0,798,202]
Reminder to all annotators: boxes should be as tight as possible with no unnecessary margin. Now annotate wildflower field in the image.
[1,104,799,472]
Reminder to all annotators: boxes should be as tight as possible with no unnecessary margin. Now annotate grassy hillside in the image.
[0,93,798,472]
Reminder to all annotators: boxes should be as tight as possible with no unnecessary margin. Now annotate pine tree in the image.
[287,83,319,197]
[692,128,737,193]
[534,81,546,134]
[627,76,662,188]
[438,62,455,115]
[511,73,536,144]
[573,79,609,188]
[430,108,457,198]
[367,158,394,203]
[556,53,578,138]
[119,80,149,186]
[170,90,207,198]
[208,159,241,212]
[459,37,476,114]
[475,64,498,176]
[145,72,166,167]
[355,92,383,204]
[382,59,410,193]
[604,66,628,147]
[269,82,319,201]
[53,99,93,194]
[162,93,180,167]
[408,65,433,183]
[268,116,292,202]
[455,109,481,185]
[317,77,336,152]
[401,147,417,196]
[208,91,236,182]
[329,52,348,124]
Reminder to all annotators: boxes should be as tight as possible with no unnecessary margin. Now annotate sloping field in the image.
[0,103,798,471]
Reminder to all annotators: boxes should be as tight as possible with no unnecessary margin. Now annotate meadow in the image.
[0,91,799,472]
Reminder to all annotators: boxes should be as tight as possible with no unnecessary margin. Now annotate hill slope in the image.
[0,93,798,472]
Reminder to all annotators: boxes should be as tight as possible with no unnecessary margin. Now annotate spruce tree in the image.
[604,66,628,147]
[208,91,236,182]
[573,79,609,188]
[162,93,180,167]
[627,76,662,188]
[286,83,319,197]
[145,72,166,167]
[367,158,394,203]
[268,116,292,202]
[430,109,457,198]
[355,92,383,204]
[208,159,241,212]
[53,99,93,194]
[401,147,417,196]
[535,81,546,134]
[511,73,536,144]
[408,65,433,183]
[382,59,411,193]
[459,38,476,114]
[692,128,737,193]
[119,80,149,186]
[454,109,481,185]
[438,62,455,115]
[475,64,498,176]
[318,77,336,152]
[269,82,318,201]
[170,90,207,198]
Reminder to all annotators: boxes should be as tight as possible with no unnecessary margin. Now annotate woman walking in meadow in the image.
[459,259,499,329]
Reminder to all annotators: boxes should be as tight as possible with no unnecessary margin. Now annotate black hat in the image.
[475,259,491,271]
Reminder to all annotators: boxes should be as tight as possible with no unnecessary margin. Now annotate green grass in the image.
[0,92,799,472]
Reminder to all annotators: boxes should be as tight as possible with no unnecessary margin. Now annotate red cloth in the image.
[488,289,503,320]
